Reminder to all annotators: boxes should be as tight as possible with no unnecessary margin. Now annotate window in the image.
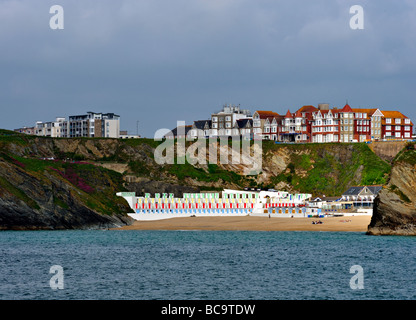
[395,132,401,138]
[386,118,391,124]
[395,126,401,131]
[212,117,218,122]
[405,126,411,131]
[405,119,410,124]
[395,118,401,124]
[405,132,411,138]
[386,126,391,131]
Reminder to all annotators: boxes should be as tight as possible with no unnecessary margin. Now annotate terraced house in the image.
[262,103,413,143]
[169,102,413,143]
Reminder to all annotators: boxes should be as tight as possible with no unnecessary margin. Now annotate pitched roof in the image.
[340,104,353,113]
[342,185,382,196]
[381,111,413,125]
[381,110,409,119]
[235,118,253,128]
[193,120,211,130]
[296,105,318,113]
[170,125,192,137]
[284,109,293,118]
[254,110,280,119]
[342,186,364,196]
[351,108,378,118]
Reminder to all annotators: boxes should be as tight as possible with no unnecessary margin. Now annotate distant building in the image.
[35,117,67,138]
[234,118,253,138]
[119,131,141,139]
[380,110,413,140]
[164,125,193,139]
[16,112,121,139]
[68,112,120,138]
[210,104,251,137]
[252,110,280,140]
[189,120,211,139]
[342,185,383,208]
[14,126,35,135]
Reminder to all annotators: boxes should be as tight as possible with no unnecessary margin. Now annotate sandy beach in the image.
[116,215,372,232]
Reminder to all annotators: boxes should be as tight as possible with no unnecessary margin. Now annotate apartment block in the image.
[68,112,120,138]
[16,112,121,138]
[210,104,252,137]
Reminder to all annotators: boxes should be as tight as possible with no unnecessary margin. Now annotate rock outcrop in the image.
[0,134,134,230]
[367,143,416,235]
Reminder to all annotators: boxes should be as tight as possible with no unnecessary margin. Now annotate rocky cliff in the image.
[0,131,134,230]
[0,130,393,230]
[367,143,416,235]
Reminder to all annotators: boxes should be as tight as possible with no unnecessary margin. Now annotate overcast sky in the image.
[1,0,415,137]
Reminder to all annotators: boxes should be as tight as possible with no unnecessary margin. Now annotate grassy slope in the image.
[0,133,130,216]
[0,131,392,200]
[262,141,391,196]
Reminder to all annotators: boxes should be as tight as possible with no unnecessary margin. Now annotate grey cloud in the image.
[0,0,415,137]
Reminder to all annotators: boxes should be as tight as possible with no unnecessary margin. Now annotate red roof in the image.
[340,104,353,112]
[255,111,280,119]
[296,105,318,113]
[284,109,292,118]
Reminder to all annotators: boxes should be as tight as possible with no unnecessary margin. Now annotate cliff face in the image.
[367,143,416,235]
[0,161,133,230]
[0,133,134,230]
[0,130,393,230]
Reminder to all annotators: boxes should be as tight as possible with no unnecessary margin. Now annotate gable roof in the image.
[381,111,413,125]
[351,108,377,118]
[235,118,253,128]
[342,185,382,196]
[340,104,353,113]
[170,125,192,137]
[284,109,293,118]
[296,105,318,113]
[254,110,280,119]
[193,120,211,130]
[294,110,302,118]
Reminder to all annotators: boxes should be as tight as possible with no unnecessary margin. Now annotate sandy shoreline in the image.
[116,215,372,232]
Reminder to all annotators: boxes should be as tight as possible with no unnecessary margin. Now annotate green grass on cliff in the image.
[0,153,131,215]
[0,176,41,210]
[393,142,416,165]
[0,133,393,199]
[126,139,390,196]
[266,142,391,196]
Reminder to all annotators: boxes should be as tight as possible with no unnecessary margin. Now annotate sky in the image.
[1,0,415,138]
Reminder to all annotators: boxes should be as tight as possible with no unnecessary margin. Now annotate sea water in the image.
[0,230,415,300]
